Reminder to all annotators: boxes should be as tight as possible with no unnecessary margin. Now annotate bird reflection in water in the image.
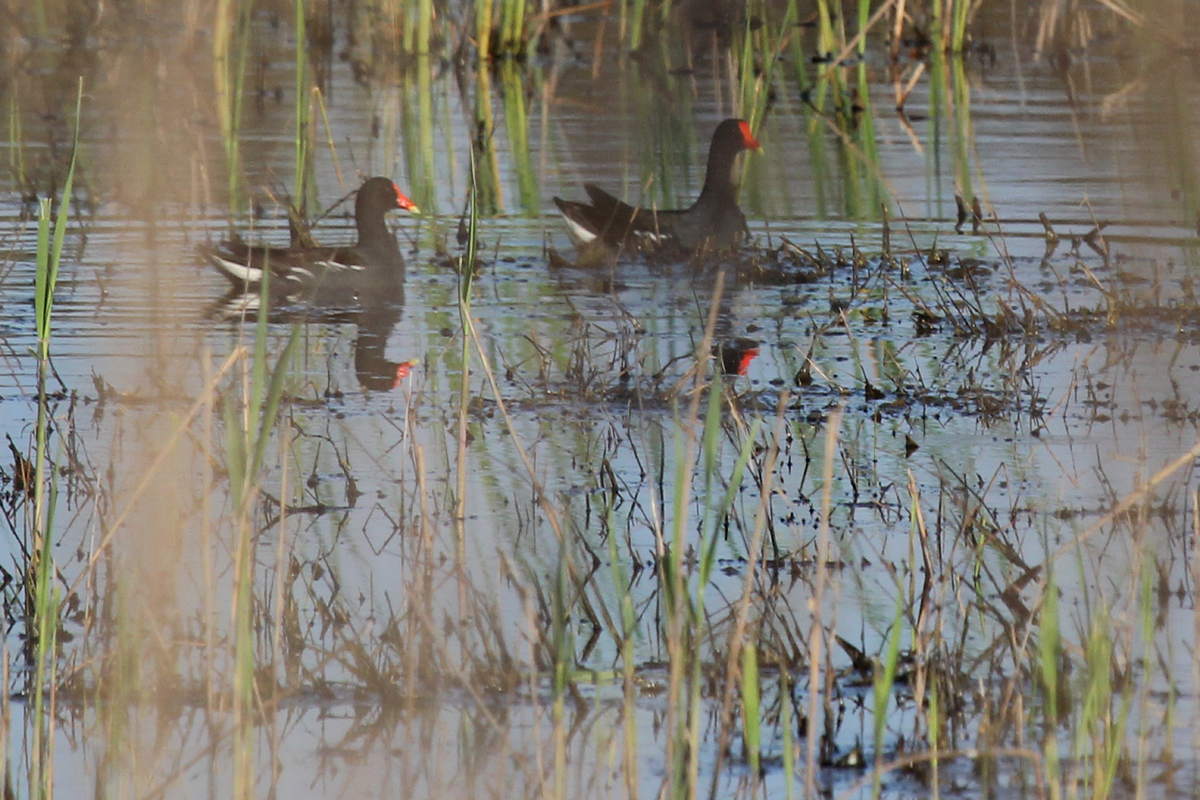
[208,286,417,393]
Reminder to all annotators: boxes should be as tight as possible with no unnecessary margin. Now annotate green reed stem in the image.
[1132,557,1155,796]
[667,278,737,800]
[215,0,253,210]
[417,0,433,55]
[736,16,756,120]
[231,487,255,800]
[857,0,870,54]
[950,55,975,205]
[1074,602,1121,800]
[417,55,437,213]
[628,0,646,49]
[854,62,887,218]
[604,496,639,800]
[30,470,58,800]
[684,377,729,798]
[741,640,761,775]
[476,0,494,60]
[313,88,344,187]
[31,82,80,601]
[926,40,948,216]
[454,148,480,614]
[1040,568,1061,800]
[781,669,794,800]
[871,596,904,796]
[500,62,538,213]
[498,0,526,55]
[552,543,570,800]
[951,0,969,52]
[814,0,836,56]
[8,92,25,188]
[29,78,80,800]
[294,0,310,206]
[473,68,501,214]
[227,270,298,800]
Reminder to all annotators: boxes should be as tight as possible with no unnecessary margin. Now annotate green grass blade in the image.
[34,201,51,343]
[872,594,904,785]
[224,391,247,507]
[741,640,761,774]
[250,326,299,478]
[1041,568,1061,800]
[36,80,82,348]
[249,257,270,429]
[700,419,759,587]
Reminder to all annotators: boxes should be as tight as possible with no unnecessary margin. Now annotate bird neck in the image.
[357,213,393,246]
[698,144,742,206]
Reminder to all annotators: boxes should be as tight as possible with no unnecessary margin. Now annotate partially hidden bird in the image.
[201,176,419,298]
[553,118,761,254]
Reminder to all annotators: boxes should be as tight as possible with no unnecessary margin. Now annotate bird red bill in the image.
[738,120,761,150]
[393,184,420,213]
[736,347,759,375]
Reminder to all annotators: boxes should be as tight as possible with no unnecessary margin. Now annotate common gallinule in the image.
[553,118,761,254]
[202,177,420,296]
[716,338,760,376]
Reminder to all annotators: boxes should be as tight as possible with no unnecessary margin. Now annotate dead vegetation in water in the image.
[2,229,1197,798]
[30,239,1200,799]
[520,238,1112,431]
[13,333,1196,800]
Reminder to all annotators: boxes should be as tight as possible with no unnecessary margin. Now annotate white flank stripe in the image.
[211,256,263,284]
[315,260,363,273]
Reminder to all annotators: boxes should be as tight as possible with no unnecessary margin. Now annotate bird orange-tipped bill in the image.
[738,120,762,151]
[393,184,421,214]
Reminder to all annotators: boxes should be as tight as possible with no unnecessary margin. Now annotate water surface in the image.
[2,4,1200,798]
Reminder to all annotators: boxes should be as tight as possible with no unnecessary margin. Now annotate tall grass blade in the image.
[741,640,761,775]
[294,0,310,206]
[781,669,794,800]
[29,78,81,800]
[552,542,570,800]
[251,328,300,479]
[454,147,480,613]
[628,0,646,48]
[499,0,526,56]
[215,0,253,210]
[417,0,433,55]
[8,92,25,189]
[227,267,295,800]
[473,68,502,214]
[604,496,639,800]
[476,0,494,60]
[1041,568,1061,800]
[871,595,904,795]
[500,62,538,213]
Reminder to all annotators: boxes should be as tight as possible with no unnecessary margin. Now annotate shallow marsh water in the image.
[2,3,1200,799]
